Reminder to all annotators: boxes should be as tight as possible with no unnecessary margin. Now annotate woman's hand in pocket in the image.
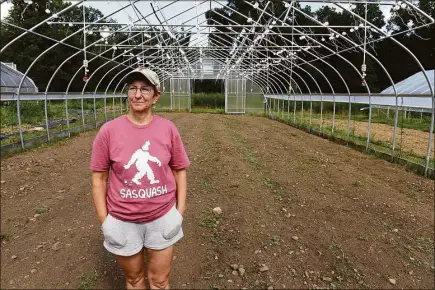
[99,214,108,225]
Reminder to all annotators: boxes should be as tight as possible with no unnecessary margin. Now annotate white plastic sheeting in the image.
[381,70,434,95]
[1,62,38,93]
[0,93,123,101]
[265,94,433,110]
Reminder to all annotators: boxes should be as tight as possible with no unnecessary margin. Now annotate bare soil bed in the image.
[316,118,434,158]
[1,113,434,289]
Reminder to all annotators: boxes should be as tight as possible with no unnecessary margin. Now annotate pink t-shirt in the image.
[90,115,190,223]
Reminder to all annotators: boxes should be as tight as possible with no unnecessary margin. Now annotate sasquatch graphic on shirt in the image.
[124,141,162,185]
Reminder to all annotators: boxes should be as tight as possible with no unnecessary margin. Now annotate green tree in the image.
[378,0,434,86]
[0,0,122,92]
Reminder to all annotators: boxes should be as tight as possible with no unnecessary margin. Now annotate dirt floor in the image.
[1,113,434,289]
[316,118,434,158]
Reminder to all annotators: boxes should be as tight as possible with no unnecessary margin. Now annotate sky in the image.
[1,0,393,40]
[1,1,226,46]
[1,1,394,22]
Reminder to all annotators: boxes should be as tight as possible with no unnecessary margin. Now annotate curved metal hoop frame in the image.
[1,0,433,176]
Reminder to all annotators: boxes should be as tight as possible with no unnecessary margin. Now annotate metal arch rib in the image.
[214,2,348,133]
[0,1,83,54]
[13,1,142,149]
[198,17,313,95]
[333,2,434,175]
[43,3,184,136]
[200,34,324,101]
[241,1,373,134]
[85,7,206,96]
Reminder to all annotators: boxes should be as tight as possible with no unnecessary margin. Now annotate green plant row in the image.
[1,95,432,133]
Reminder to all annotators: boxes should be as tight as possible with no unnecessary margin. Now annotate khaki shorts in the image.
[101,204,183,256]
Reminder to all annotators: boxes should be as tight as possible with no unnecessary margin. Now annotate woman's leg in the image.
[146,246,174,289]
[116,248,146,289]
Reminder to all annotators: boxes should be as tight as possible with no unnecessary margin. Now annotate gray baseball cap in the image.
[125,67,160,90]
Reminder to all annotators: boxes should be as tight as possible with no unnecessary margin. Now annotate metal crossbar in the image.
[0,0,434,176]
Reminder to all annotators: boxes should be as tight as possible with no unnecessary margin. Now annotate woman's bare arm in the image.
[172,169,187,215]
[92,171,109,224]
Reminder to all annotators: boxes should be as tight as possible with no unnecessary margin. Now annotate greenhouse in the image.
[0,62,38,93]
[0,1,434,287]
[1,0,433,176]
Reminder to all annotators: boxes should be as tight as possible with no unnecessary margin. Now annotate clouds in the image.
[1,2,13,20]
[0,1,393,30]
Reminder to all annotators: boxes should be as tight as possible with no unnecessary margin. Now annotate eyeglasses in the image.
[128,86,154,95]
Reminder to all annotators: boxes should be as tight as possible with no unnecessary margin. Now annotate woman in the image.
[90,67,190,289]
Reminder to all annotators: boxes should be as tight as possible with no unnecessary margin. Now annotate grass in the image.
[267,103,432,133]
[77,269,99,290]
[2,95,433,175]
[226,121,288,192]
[243,145,260,169]
[200,179,210,188]
[2,97,430,132]
[268,109,435,171]
[0,129,81,159]
[35,205,49,215]
[154,93,264,112]
[1,99,124,146]
[262,177,274,188]
[191,108,225,114]
[198,210,220,229]
[328,240,361,282]
[199,216,219,228]
[0,233,9,241]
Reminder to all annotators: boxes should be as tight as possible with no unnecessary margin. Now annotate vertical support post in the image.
[242,79,245,113]
[188,78,191,112]
[170,78,173,111]
[178,79,181,111]
[392,96,400,160]
[320,94,324,133]
[347,94,351,141]
[120,93,123,115]
[65,93,71,138]
[112,94,115,120]
[81,95,85,132]
[16,96,25,149]
[104,93,107,122]
[44,93,50,141]
[274,97,277,119]
[225,78,228,114]
[287,93,290,121]
[277,91,280,116]
[237,79,239,113]
[332,94,336,135]
[424,72,435,176]
[244,79,246,113]
[366,94,372,150]
[94,94,97,128]
[309,95,313,128]
[293,92,296,124]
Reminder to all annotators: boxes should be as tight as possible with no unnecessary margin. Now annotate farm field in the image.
[1,113,434,289]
